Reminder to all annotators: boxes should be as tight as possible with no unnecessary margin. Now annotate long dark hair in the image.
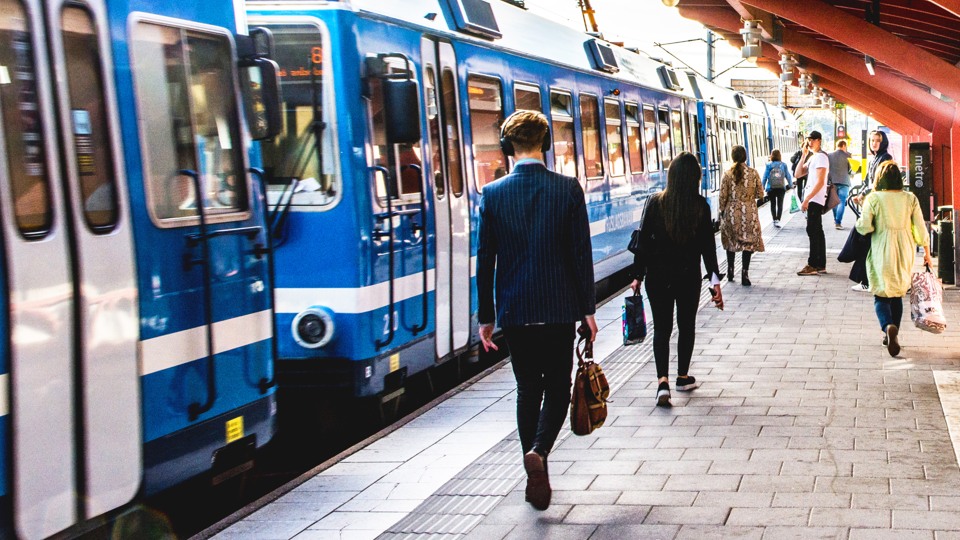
[731,145,747,184]
[659,152,702,244]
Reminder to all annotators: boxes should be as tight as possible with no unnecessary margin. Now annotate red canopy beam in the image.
[739,0,960,102]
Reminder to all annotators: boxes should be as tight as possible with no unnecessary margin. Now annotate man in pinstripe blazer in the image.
[477,110,597,511]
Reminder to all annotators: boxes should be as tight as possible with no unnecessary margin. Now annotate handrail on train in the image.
[372,165,396,349]
[250,167,277,393]
[401,163,428,335]
[178,169,218,421]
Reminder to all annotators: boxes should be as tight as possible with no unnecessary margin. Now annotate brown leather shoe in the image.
[523,451,551,510]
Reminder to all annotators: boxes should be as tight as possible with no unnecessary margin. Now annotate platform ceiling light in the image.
[778,53,797,82]
[798,72,811,94]
[865,54,876,76]
[740,20,762,62]
[661,0,680,6]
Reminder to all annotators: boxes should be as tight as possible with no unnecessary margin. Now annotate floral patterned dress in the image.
[719,166,766,253]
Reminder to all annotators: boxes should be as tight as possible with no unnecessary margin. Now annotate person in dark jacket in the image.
[630,152,723,407]
[477,110,596,511]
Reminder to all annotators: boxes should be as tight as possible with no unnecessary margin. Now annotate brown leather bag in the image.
[570,331,610,436]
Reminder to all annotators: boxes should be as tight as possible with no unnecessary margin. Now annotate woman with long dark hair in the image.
[631,152,723,407]
[719,145,765,286]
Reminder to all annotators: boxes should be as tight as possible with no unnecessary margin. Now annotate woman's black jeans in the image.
[768,188,786,220]
[646,276,701,379]
[504,323,575,457]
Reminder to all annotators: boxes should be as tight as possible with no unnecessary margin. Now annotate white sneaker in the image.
[774,220,781,228]
[851,283,869,291]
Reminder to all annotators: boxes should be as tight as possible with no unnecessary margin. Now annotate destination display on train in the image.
[273,41,323,82]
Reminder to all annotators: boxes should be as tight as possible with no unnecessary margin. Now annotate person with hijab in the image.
[850,130,895,291]
[631,152,723,408]
[719,145,765,286]
[855,161,932,357]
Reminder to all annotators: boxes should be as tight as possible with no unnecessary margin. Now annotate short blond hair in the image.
[501,110,549,153]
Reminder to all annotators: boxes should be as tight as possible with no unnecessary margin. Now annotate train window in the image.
[442,69,465,197]
[550,91,577,177]
[625,103,642,174]
[657,108,672,166]
[425,66,444,199]
[467,74,504,190]
[61,5,118,232]
[131,22,248,224]
[670,110,683,154]
[514,83,541,112]
[624,103,643,174]
[641,105,659,171]
[258,23,339,207]
[367,66,423,204]
[580,94,603,179]
[0,0,53,238]
[604,99,625,178]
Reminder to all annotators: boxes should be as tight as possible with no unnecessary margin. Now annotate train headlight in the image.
[291,307,335,349]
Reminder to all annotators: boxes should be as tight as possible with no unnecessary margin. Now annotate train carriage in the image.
[247,0,708,401]
[0,0,279,537]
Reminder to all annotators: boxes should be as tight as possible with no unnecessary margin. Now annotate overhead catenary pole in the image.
[578,0,600,34]
[707,30,715,81]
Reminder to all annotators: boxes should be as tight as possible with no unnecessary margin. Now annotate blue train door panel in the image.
[0,0,140,537]
[125,14,273,469]
[421,38,470,359]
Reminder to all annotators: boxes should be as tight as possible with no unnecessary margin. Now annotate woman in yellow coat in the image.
[719,145,765,286]
[855,161,932,357]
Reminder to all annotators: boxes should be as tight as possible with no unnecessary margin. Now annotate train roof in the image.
[284,0,697,99]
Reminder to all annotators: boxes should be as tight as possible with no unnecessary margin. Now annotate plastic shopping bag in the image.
[911,267,947,334]
[622,294,647,345]
[789,193,801,214]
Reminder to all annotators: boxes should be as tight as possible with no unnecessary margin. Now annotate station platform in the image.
[204,199,960,540]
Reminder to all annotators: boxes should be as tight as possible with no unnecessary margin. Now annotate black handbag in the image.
[837,227,870,263]
[627,228,642,254]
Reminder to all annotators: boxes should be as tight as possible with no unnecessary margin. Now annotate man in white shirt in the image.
[796,131,829,276]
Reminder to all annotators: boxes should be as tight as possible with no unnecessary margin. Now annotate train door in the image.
[0,0,140,538]
[421,38,469,359]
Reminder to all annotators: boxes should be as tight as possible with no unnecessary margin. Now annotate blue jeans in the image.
[832,184,850,225]
[874,296,903,332]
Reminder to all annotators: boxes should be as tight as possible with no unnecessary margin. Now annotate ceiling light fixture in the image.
[740,20,762,62]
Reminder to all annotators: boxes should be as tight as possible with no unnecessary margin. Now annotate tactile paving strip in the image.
[378,215,797,539]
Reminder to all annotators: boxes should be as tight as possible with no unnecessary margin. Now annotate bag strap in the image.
[575,333,593,367]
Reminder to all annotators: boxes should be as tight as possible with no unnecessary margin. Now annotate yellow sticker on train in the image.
[226,416,244,444]
[389,353,400,372]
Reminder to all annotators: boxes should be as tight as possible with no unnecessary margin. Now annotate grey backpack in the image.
[768,164,786,189]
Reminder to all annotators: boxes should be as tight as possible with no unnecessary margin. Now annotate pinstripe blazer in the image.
[476,162,596,328]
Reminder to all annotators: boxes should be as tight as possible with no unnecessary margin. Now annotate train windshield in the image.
[257,23,338,206]
[131,21,248,224]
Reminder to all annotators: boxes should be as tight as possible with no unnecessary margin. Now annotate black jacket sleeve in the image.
[697,200,720,279]
[631,197,658,282]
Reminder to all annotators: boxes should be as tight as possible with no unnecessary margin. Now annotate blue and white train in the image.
[0,0,280,537]
[243,0,799,401]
